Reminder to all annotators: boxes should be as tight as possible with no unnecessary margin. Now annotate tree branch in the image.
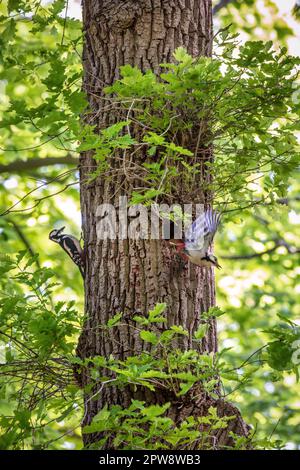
[222,239,300,260]
[213,0,236,15]
[276,196,300,205]
[0,155,78,174]
[5,218,41,268]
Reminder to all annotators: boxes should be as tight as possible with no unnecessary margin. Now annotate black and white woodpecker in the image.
[49,227,85,278]
[169,209,221,269]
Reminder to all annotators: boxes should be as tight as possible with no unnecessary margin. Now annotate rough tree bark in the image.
[78,0,250,449]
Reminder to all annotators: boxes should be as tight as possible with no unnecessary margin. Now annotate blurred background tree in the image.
[0,0,299,449]
[213,0,300,450]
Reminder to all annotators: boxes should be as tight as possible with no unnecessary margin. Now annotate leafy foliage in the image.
[0,252,82,449]
[83,402,239,450]
[78,38,300,212]
[0,0,299,451]
[75,304,299,450]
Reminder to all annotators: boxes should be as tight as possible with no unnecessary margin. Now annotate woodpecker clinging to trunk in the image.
[49,227,85,278]
[168,209,221,269]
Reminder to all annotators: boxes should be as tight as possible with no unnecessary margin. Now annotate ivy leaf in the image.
[173,47,193,66]
[107,312,122,328]
[167,142,193,156]
[194,324,208,340]
[148,303,167,323]
[140,330,158,345]
[170,325,188,336]
[141,403,170,418]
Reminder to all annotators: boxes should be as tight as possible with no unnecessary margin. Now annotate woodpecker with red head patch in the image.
[49,227,85,278]
[169,209,221,269]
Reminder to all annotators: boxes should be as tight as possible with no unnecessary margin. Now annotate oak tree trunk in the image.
[78,0,249,449]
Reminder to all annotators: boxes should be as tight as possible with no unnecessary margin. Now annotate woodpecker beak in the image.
[216,262,222,269]
[57,226,65,233]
